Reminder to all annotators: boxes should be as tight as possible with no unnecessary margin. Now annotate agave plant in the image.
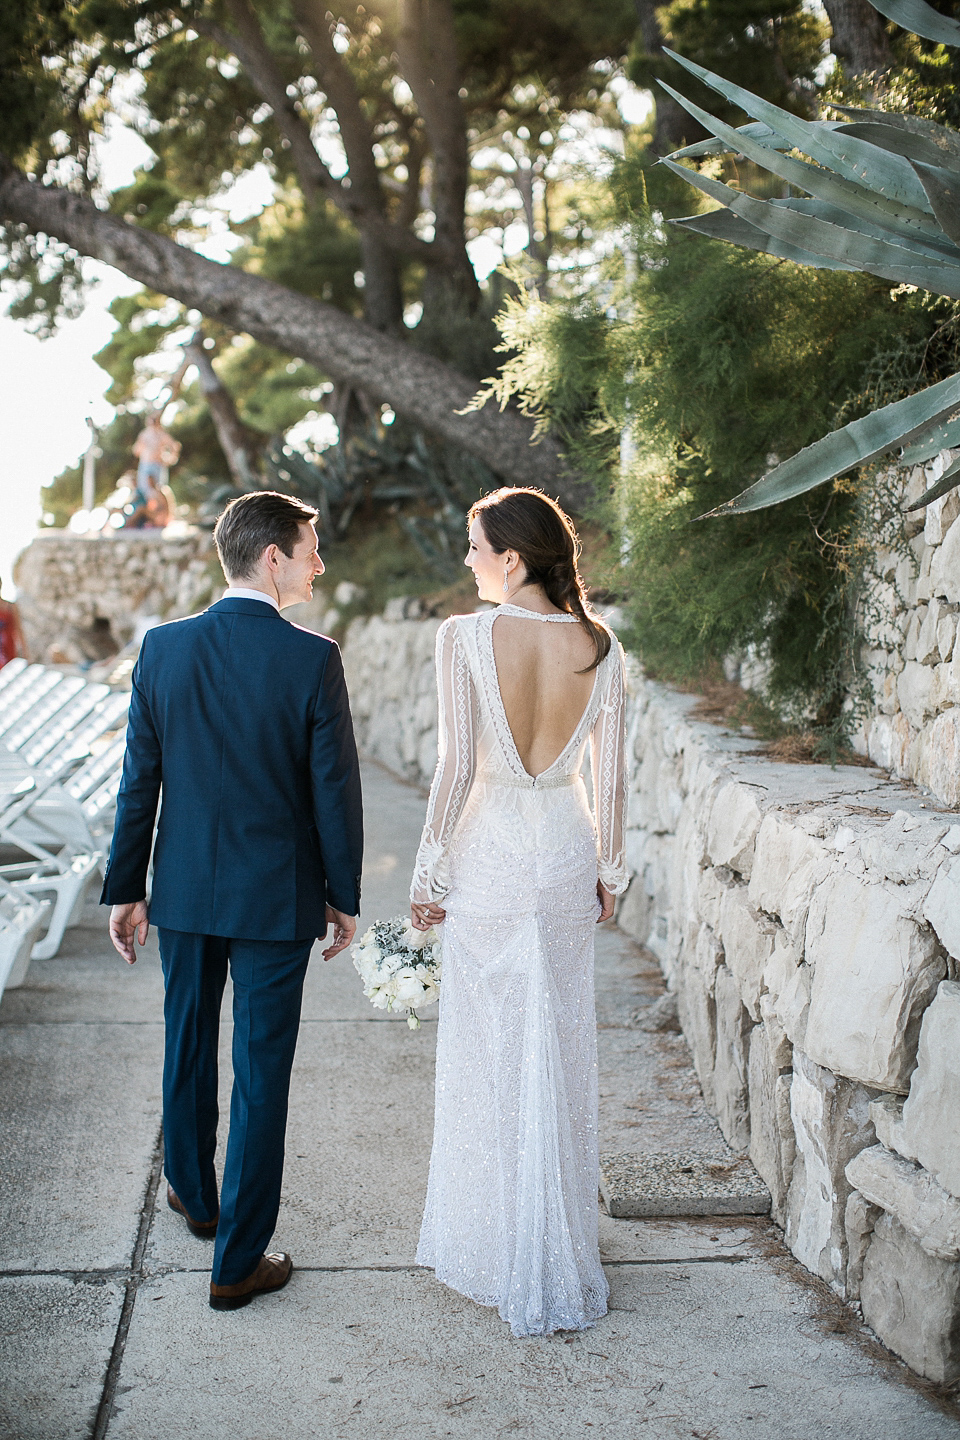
[660,0,960,519]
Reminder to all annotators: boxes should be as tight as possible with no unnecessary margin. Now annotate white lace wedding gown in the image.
[411,603,628,1337]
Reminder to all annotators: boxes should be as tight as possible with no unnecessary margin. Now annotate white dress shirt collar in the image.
[223,586,280,612]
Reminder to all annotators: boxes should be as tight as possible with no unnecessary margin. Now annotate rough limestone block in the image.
[932,658,960,710]
[915,709,960,809]
[804,870,945,1092]
[747,1015,795,1224]
[903,609,923,662]
[897,660,937,728]
[692,922,724,979]
[748,813,828,951]
[930,504,960,603]
[676,962,717,1112]
[924,487,960,545]
[938,612,957,662]
[857,810,950,885]
[717,884,777,1021]
[784,1050,876,1288]
[763,931,807,1036]
[705,780,763,878]
[860,1211,960,1384]
[869,982,960,1200]
[846,1144,960,1261]
[624,827,649,877]
[670,809,705,947]
[697,865,734,933]
[864,710,912,776]
[844,1190,882,1301]
[713,966,752,1153]
[916,599,943,665]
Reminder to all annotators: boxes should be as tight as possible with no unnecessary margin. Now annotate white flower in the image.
[393,967,428,1009]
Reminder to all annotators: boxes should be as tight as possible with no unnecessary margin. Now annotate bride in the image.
[410,486,627,1337]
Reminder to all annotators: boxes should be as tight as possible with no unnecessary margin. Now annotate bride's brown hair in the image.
[469,487,611,672]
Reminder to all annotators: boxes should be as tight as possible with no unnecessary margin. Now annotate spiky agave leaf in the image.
[658,79,956,255]
[662,157,960,296]
[662,49,935,214]
[674,207,858,270]
[695,371,960,518]
[868,0,960,46]
[900,412,960,463]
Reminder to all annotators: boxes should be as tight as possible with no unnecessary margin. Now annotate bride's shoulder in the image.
[437,610,486,637]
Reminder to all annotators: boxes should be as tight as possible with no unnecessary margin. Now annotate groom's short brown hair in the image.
[214,491,319,581]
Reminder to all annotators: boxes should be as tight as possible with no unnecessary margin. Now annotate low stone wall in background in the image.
[343,604,442,788]
[14,530,217,664]
[341,610,960,1384]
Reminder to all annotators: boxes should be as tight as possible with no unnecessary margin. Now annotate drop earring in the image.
[502,567,510,595]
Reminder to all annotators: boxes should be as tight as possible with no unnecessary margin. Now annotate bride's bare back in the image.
[492,612,597,777]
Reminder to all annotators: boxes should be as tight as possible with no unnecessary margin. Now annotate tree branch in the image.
[0,162,590,508]
[182,329,263,488]
[193,7,331,208]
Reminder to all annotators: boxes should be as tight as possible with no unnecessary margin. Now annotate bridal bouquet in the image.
[351,915,442,1029]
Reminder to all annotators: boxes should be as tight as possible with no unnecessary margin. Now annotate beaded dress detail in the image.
[411,604,628,1337]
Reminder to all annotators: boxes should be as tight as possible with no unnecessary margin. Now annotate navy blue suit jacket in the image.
[101,597,363,940]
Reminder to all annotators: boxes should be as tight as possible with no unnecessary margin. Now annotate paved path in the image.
[1,763,958,1440]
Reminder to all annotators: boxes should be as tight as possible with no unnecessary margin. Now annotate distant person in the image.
[130,413,180,527]
[0,583,27,669]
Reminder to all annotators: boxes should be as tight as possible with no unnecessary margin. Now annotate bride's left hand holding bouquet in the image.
[351,915,442,1029]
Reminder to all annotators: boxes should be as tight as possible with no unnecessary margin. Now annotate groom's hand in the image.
[109,901,149,965]
[322,906,356,961]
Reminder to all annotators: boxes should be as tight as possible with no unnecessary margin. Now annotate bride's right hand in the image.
[411,901,446,931]
[596,882,615,923]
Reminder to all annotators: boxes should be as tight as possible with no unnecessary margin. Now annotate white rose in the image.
[380,951,404,975]
[366,988,390,1009]
[393,967,427,1009]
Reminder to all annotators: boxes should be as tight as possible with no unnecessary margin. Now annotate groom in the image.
[103,491,363,1310]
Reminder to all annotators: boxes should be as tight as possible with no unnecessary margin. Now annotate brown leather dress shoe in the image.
[209,1252,293,1311]
[167,1186,219,1240]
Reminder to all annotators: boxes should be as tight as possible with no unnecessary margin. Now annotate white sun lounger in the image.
[0,882,52,998]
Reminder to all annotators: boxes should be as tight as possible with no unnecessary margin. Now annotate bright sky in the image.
[0,81,651,600]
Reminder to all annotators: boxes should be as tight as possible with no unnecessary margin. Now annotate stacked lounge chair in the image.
[0,658,130,998]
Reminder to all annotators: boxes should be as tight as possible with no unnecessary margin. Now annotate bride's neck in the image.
[502,583,563,616]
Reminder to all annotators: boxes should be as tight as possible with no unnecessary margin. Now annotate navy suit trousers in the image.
[158,928,312,1286]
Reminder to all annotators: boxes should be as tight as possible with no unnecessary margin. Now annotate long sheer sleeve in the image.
[590,643,628,895]
[411,618,479,904]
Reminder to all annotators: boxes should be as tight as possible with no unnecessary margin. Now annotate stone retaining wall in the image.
[341,612,960,1383]
[853,460,960,808]
[14,530,217,663]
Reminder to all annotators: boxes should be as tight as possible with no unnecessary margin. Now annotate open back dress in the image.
[411,603,628,1336]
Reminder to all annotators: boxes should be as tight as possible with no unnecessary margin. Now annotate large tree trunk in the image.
[0,163,590,510]
[397,0,480,321]
[823,0,894,76]
[633,0,703,155]
[181,332,263,488]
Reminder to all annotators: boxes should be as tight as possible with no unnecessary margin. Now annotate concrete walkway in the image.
[1,763,958,1440]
